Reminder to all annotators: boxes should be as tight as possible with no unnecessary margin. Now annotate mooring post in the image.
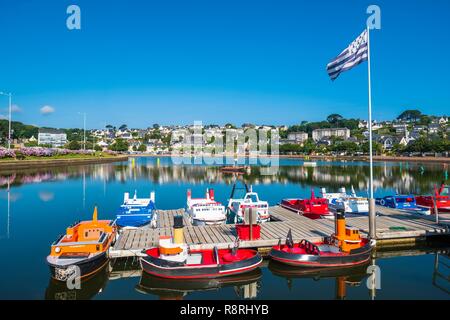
[433,196,439,224]
[369,198,376,240]
[249,208,253,241]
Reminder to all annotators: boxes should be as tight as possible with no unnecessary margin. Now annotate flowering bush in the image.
[0,147,96,159]
[0,148,15,159]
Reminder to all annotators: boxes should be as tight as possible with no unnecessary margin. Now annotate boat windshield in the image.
[441,187,449,196]
[246,194,259,202]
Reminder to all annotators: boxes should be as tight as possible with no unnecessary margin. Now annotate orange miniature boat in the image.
[47,207,117,282]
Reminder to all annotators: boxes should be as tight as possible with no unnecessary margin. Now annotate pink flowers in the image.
[0,148,15,158]
[0,147,95,159]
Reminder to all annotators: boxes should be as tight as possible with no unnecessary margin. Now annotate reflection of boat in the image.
[416,184,450,213]
[268,260,369,299]
[45,263,109,300]
[269,260,369,281]
[281,189,334,220]
[136,269,262,300]
[227,185,270,224]
[186,188,226,225]
[321,187,369,215]
[269,210,373,268]
[47,207,116,281]
[116,191,157,228]
[140,216,262,279]
[376,194,431,215]
[220,166,250,175]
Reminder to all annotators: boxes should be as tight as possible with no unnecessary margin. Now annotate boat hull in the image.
[116,214,152,228]
[269,243,373,268]
[415,196,450,213]
[280,201,334,220]
[140,251,263,279]
[47,251,109,282]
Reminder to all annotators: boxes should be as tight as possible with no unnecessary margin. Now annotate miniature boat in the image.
[376,194,431,215]
[116,191,157,228]
[140,216,262,279]
[321,187,369,215]
[186,188,226,225]
[268,210,373,268]
[47,207,117,282]
[415,184,450,213]
[281,189,334,220]
[227,185,270,224]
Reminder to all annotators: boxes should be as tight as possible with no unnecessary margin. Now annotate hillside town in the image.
[1,110,449,158]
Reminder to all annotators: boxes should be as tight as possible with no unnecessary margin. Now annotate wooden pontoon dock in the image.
[109,206,450,258]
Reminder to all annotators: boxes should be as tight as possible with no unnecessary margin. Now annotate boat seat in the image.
[186,253,203,265]
[317,245,341,253]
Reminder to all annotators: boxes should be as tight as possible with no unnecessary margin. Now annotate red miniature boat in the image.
[415,184,450,213]
[269,210,373,268]
[140,216,262,279]
[281,189,334,220]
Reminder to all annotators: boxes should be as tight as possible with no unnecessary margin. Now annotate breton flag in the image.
[327,29,368,81]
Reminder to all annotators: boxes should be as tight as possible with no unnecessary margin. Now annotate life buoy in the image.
[380,199,386,206]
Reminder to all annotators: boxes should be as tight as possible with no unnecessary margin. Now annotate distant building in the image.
[287,132,308,144]
[312,128,350,142]
[38,128,67,147]
[428,123,440,134]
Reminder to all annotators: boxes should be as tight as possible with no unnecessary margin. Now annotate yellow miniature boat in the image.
[46,207,116,282]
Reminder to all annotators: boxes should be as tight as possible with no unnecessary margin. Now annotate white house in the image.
[38,128,67,147]
[312,128,350,142]
[287,132,308,144]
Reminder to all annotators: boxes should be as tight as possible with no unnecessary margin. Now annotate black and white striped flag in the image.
[327,29,368,81]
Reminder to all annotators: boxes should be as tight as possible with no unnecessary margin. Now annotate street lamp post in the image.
[78,112,87,151]
[0,92,12,149]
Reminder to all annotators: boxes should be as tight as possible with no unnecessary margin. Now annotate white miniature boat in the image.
[227,186,270,224]
[321,187,369,215]
[186,188,226,225]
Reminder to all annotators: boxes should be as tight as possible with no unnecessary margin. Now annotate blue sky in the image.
[0,0,449,129]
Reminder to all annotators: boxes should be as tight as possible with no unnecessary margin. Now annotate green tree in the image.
[109,139,129,152]
[66,140,81,150]
[327,114,344,126]
[138,144,147,152]
[397,110,422,122]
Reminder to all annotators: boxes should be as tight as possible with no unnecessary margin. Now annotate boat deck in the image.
[109,206,450,258]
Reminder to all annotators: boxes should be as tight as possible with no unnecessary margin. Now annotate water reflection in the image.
[1,158,449,195]
[45,264,110,300]
[433,251,450,295]
[136,269,262,300]
[268,261,371,300]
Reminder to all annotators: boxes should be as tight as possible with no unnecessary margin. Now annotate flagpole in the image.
[367,25,376,240]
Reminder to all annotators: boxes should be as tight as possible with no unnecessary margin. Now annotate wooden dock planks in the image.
[109,205,450,258]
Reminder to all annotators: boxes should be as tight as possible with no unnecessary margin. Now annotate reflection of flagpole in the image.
[7,179,10,239]
[367,26,376,240]
[83,169,86,209]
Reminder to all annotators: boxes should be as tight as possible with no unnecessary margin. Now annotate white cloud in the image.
[40,105,55,115]
[11,104,22,113]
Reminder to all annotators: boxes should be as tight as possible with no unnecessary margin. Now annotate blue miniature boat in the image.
[116,191,157,228]
[376,194,431,215]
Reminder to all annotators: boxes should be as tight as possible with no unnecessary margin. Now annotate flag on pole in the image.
[327,29,368,81]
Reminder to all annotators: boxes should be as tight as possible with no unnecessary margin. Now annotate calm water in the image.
[0,156,449,300]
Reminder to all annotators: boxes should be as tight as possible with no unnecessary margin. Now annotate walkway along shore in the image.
[0,155,129,171]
